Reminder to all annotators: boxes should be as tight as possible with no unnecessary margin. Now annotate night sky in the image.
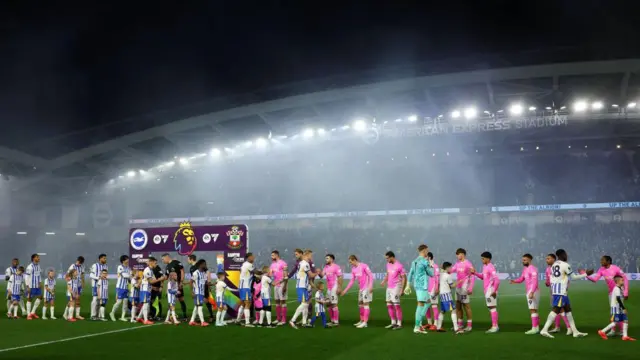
[1,1,639,146]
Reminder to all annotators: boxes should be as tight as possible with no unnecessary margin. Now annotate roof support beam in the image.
[621,71,631,101]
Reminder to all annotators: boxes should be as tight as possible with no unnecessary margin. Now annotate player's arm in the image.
[364,266,374,292]
[24,266,32,291]
[433,268,439,294]
[510,271,525,284]
[491,270,500,296]
[179,267,185,285]
[341,271,356,295]
[7,274,14,295]
[467,264,475,293]
[586,268,602,282]
[619,270,630,298]
[568,266,592,280]
[4,268,10,281]
[337,274,344,293]
[380,272,388,286]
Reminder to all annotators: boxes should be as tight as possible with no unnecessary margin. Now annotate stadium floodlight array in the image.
[106,98,639,187]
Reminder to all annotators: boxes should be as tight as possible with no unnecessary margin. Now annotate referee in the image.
[150,260,166,320]
[187,255,215,322]
[162,253,187,319]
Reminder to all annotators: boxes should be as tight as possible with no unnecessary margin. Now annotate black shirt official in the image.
[165,259,185,297]
[150,265,164,318]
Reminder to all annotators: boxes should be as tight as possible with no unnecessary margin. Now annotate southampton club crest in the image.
[173,221,197,256]
[226,226,244,249]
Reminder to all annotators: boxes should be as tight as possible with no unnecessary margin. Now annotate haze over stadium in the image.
[1,1,640,359]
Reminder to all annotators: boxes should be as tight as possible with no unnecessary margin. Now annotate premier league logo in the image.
[130,229,148,251]
[173,221,198,256]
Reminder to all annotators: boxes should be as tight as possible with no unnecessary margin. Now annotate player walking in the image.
[25,254,43,320]
[64,256,85,320]
[110,255,131,321]
[380,251,405,329]
[451,248,474,332]
[237,253,255,326]
[290,250,317,329]
[341,254,374,329]
[322,254,343,326]
[425,252,439,330]
[405,244,434,334]
[540,249,593,338]
[471,251,500,333]
[544,253,570,333]
[598,275,635,341]
[89,254,108,320]
[587,255,629,337]
[189,259,210,327]
[510,253,540,334]
[269,250,288,325]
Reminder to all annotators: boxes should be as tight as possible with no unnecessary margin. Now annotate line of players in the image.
[3,246,635,340]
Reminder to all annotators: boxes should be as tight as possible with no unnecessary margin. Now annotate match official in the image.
[162,253,187,319]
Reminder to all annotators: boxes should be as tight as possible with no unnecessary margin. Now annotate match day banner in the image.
[128,222,248,271]
[349,273,640,282]
[129,222,249,316]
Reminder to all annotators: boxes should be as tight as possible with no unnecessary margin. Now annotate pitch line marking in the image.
[0,324,162,353]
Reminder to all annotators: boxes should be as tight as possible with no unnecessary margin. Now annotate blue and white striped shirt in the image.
[67,278,80,297]
[5,267,16,290]
[68,263,85,282]
[98,279,109,300]
[192,270,207,296]
[25,263,41,288]
[116,265,130,290]
[90,263,108,287]
[9,274,23,295]
[45,278,56,300]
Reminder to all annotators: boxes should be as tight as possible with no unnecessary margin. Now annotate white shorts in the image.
[484,288,497,307]
[385,286,401,304]
[526,290,540,310]
[428,290,439,305]
[274,284,288,301]
[358,289,373,304]
[328,287,339,305]
[456,288,470,304]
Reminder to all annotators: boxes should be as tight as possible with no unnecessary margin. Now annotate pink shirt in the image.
[323,263,343,290]
[588,265,629,297]
[545,266,551,287]
[512,265,539,294]
[428,263,440,293]
[344,263,373,293]
[386,261,406,289]
[474,262,500,294]
[253,282,263,308]
[451,259,475,290]
[270,259,287,283]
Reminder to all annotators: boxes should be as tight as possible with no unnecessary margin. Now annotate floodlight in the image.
[210,148,221,156]
[509,104,523,115]
[16,232,27,235]
[127,171,136,177]
[591,101,603,110]
[179,158,188,165]
[303,128,314,138]
[166,161,175,167]
[408,115,418,122]
[628,102,637,109]
[353,120,367,131]
[573,101,587,112]
[255,138,267,148]
[463,107,477,119]
[138,169,146,174]
[528,106,536,111]
[451,110,461,119]
[317,128,326,135]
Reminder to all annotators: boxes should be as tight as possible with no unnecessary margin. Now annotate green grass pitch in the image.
[0,281,637,359]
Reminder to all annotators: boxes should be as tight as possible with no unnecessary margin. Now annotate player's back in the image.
[297,260,310,288]
[439,272,454,302]
[215,280,227,297]
[549,260,572,296]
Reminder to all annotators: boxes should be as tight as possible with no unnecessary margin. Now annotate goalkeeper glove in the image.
[404,286,412,295]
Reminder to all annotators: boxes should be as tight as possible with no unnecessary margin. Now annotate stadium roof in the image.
[3,58,640,196]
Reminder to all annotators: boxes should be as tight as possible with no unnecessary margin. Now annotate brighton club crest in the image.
[226,226,244,249]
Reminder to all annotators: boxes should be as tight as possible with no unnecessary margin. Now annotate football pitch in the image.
[0,281,636,359]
